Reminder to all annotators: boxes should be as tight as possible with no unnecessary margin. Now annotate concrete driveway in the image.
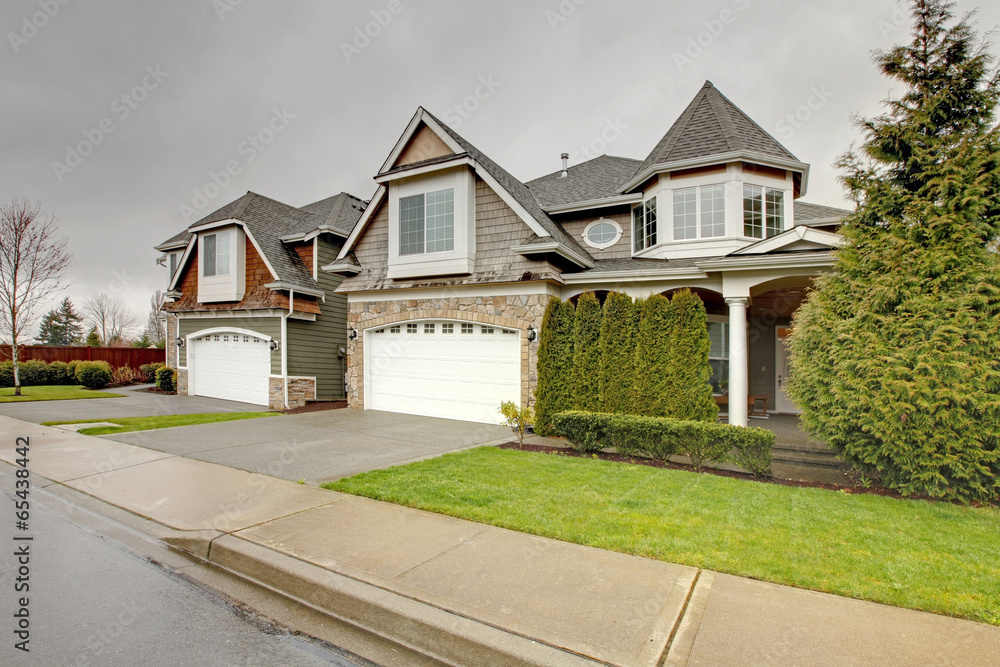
[104,408,514,484]
[0,384,266,423]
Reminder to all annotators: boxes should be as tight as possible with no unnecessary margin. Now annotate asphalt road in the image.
[0,485,368,666]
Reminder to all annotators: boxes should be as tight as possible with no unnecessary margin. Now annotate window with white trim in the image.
[673,185,726,241]
[203,230,231,277]
[400,188,455,255]
[743,185,784,239]
[708,321,729,393]
[632,197,657,252]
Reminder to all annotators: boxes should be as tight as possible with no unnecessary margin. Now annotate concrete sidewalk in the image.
[1,416,997,666]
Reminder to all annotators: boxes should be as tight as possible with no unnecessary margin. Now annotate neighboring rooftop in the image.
[297,192,368,237]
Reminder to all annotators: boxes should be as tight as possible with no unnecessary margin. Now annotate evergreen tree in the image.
[533,298,576,436]
[571,292,603,411]
[133,332,152,348]
[36,297,83,345]
[789,0,1000,501]
[631,294,675,416]
[599,292,639,414]
[84,327,102,347]
[665,290,718,422]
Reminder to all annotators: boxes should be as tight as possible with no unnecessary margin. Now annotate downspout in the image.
[281,289,293,410]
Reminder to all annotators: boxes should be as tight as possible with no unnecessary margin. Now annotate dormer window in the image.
[400,188,455,256]
[672,184,726,241]
[203,230,231,277]
[632,197,657,252]
[743,185,784,239]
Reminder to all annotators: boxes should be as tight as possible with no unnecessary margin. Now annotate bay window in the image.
[632,197,657,252]
[743,185,785,239]
[672,184,726,241]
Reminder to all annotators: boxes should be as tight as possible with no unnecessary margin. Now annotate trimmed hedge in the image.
[599,292,638,414]
[75,361,113,389]
[632,294,675,416]
[533,298,576,436]
[571,292,603,412]
[48,361,72,385]
[156,367,177,393]
[552,411,774,476]
[0,360,70,388]
[666,289,718,422]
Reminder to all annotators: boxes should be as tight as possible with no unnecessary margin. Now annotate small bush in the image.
[139,362,165,382]
[499,401,533,446]
[75,361,113,389]
[0,362,14,388]
[19,360,52,386]
[48,361,71,385]
[156,366,177,393]
[552,411,774,472]
[66,360,81,384]
[111,366,138,386]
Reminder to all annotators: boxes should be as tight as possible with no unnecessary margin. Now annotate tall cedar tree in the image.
[571,292,603,411]
[631,294,675,416]
[665,290,718,422]
[599,292,639,414]
[789,0,1000,501]
[533,298,576,435]
[38,297,83,345]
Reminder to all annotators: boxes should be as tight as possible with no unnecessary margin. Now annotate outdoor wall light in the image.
[348,327,358,341]
[268,339,279,351]
[527,325,537,342]
[175,337,184,347]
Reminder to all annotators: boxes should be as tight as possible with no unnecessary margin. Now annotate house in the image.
[155,190,365,409]
[328,81,851,425]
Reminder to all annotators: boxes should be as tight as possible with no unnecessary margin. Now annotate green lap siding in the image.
[286,238,347,400]
[177,317,282,375]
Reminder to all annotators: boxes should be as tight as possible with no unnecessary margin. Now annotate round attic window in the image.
[582,219,622,249]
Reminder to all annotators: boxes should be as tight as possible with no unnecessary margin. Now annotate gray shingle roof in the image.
[526,155,642,209]
[297,192,367,237]
[794,201,853,226]
[419,108,593,263]
[632,81,798,182]
[155,229,192,251]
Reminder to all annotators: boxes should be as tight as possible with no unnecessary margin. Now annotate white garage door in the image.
[366,321,521,423]
[191,332,271,406]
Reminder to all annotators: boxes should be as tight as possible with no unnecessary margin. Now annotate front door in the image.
[775,327,800,414]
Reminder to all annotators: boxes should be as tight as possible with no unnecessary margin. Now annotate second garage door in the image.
[191,332,271,406]
[366,321,521,423]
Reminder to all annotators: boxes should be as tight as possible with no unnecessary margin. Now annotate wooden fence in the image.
[0,345,166,370]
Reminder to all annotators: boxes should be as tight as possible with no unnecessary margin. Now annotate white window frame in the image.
[387,167,476,279]
[582,218,623,249]
[672,184,726,241]
[399,188,456,256]
[202,229,231,278]
[197,225,245,303]
[743,184,785,239]
[708,318,729,393]
[632,196,657,253]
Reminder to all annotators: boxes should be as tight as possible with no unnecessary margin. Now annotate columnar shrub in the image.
[599,292,638,414]
[156,366,177,393]
[571,292,603,412]
[665,289,718,422]
[533,298,576,436]
[631,294,675,416]
[75,361,113,389]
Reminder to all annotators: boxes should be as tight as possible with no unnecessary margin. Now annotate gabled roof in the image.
[296,192,367,237]
[526,155,642,210]
[730,225,846,255]
[626,81,803,190]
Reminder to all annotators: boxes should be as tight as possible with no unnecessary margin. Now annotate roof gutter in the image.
[695,252,836,271]
[264,281,324,299]
[621,151,812,194]
[562,267,708,284]
[510,240,596,269]
[543,193,643,215]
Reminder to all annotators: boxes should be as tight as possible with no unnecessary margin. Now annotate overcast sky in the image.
[3,0,998,338]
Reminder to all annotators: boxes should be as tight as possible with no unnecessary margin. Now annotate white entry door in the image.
[775,326,800,414]
[366,321,521,424]
[191,332,271,406]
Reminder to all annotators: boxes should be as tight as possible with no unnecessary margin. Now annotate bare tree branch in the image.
[84,292,138,345]
[0,199,73,394]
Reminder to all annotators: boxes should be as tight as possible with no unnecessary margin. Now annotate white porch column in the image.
[726,297,749,427]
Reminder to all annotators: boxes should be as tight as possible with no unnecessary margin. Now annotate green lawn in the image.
[0,385,124,402]
[43,411,278,435]
[327,447,1000,625]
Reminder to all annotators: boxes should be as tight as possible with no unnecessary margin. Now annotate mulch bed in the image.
[137,386,176,395]
[497,442,924,501]
[285,400,348,415]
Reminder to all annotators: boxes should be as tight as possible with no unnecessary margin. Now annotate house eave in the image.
[695,252,836,271]
[562,267,709,284]
[319,261,361,276]
[622,151,811,194]
[155,240,190,252]
[510,241,595,269]
[543,193,643,215]
[263,281,324,298]
[374,156,476,184]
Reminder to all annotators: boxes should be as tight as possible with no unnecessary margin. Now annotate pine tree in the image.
[631,294,675,416]
[571,292,603,411]
[665,290,718,422]
[36,297,83,345]
[37,310,61,345]
[789,0,1000,502]
[599,292,639,414]
[84,327,102,347]
[533,298,576,435]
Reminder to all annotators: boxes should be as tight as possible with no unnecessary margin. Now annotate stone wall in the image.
[269,376,316,410]
[346,293,551,409]
[176,367,188,395]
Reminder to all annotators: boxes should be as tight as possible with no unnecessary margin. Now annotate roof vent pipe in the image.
[559,153,569,178]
